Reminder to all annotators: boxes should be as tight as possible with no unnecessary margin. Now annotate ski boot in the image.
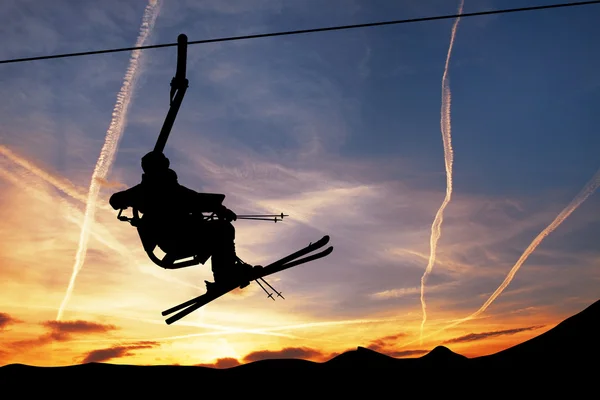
[234,258,255,289]
[205,258,256,293]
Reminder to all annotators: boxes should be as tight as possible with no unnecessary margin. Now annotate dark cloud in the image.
[196,357,241,369]
[8,319,119,351]
[200,345,412,368]
[10,335,53,349]
[80,341,160,364]
[365,332,410,356]
[41,320,117,341]
[386,349,428,358]
[363,332,428,358]
[366,332,406,353]
[243,346,328,363]
[442,325,545,344]
[0,313,22,330]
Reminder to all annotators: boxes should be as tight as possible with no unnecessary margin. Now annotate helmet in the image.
[141,151,170,174]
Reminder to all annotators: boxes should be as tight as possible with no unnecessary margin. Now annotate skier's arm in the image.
[178,186,235,219]
[178,186,226,213]
[109,185,142,210]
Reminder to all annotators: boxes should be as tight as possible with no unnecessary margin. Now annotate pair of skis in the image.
[161,235,333,325]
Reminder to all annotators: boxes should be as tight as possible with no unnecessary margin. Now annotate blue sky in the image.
[0,0,599,366]
[2,0,598,193]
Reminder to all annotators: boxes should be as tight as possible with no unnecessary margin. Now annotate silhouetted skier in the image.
[109,151,254,291]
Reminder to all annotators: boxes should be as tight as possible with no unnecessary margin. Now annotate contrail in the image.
[259,318,403,332]
[441,168,600,328]
[127,317,407,343]
[56,0,161,321]
[79,318,402,346]
[0,145,123,212]
[0,145,91,205]
[0,164,76,215]
[0,162,138,267]
[405,167,600,348]
[0,165,124,256]
[419,0,464,344]
[0,152,204,292]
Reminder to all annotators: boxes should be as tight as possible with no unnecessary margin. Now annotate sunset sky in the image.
[1,0,599,368]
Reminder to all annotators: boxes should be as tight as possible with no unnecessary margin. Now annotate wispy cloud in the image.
[443,168,600,328]
[395,169,600,350]
[0,313,22,330]
[0,145,93,206]
[390,349,429,358]
[366,332,407,353]
[195,357,240,369]
[195,345,342,368]
[243,346,328,363]
[0,153,203,293]
[442,325,544,344]
[80,341,160,363]
[42,320,118,339]
[7,319,119,352]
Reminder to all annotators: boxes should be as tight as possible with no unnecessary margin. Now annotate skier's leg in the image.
[209,220,235,283]
[208,220,253,288]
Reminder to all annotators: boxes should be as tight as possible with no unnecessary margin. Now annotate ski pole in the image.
[237,216,285,223]
[236,213,288,218]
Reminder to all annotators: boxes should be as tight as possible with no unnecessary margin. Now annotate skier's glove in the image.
[109,192,127,210]
[217,206,237,222]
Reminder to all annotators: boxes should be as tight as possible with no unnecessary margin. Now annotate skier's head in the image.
[141,151,170,175]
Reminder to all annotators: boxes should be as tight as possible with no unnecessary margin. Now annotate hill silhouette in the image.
[323,345,400,367]
[2,297,598,391]
[473,297,600,368]
[421,344,468,363]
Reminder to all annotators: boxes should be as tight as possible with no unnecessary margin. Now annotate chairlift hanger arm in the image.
[154,34,189,154]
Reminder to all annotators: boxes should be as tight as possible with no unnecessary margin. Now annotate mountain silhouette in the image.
[421,345,468,363]
[2,297,598,391]
[474,297,600,368]
[323,346,400,368]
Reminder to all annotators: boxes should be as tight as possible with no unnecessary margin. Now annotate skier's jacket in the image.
[109,168,227,249]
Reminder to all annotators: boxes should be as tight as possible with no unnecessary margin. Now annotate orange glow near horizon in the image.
[1,141,598,368]
[0,144,598,367]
